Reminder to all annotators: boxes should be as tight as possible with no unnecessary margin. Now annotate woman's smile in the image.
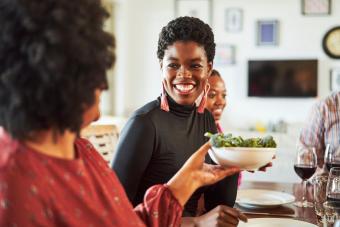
[173,81,196,95]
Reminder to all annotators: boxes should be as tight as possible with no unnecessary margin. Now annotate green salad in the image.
[204,132,277,148]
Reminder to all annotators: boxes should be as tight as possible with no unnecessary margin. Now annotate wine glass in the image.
[324,167,340,226]
[294,146,317,207]
[325,145,340,172]
[326,167,340,202]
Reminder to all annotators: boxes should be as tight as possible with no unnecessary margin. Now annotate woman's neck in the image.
[24,129,77,160]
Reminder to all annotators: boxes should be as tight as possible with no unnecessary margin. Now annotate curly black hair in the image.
[211,69,221,77]
[0,0,115,140]
[157,16,215,62]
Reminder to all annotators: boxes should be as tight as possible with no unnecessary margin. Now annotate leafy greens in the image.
[204,132,277,148]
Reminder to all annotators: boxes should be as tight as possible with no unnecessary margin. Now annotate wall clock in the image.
[322,26,340,59]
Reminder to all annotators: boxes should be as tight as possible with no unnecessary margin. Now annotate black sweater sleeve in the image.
[111,114,155,203]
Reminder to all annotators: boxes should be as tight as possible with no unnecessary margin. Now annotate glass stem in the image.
[302,180,307,205]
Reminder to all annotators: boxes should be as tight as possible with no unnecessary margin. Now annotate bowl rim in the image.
[211,147,276,152]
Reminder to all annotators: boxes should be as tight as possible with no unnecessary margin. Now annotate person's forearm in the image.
[167,142,240,207]
[167,168,200,206]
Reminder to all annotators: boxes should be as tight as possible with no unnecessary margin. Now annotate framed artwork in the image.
[257,20,279,46]
[301,0,331,16]
[175,0,211,24]
[302,0,331,15]
[214,44,236,66]
[225,8,243,32]
[330,68,340,92]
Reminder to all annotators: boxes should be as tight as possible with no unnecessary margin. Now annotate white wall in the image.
[213,0,340,130]
[114,0,174,116]
[114,0,340,129]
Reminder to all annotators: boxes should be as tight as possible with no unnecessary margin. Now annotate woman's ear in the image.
[207,62,213,77]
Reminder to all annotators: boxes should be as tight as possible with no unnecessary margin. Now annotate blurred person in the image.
[205,69,227,133]
[204,69,273,183]
[196,70,242,216]
[112,17,246,226]
[205,70,243,184]
[299,91,340,168]
[0,1,246,226]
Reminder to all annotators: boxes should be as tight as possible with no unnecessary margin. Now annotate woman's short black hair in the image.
[0,0,115,140]
[157,16,215,62]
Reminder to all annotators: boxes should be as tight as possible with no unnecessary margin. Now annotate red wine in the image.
[294,164,316,180]
[325,162,340,172]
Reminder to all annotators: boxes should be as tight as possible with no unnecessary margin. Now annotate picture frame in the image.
[214,44,236,66]
[302,0,331,15]
[257,20,279,46]
[225,8,243,32]
[175,0,211,24]
[330,68,340,92]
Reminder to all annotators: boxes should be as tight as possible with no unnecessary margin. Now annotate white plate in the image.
[238,218,317,227]
[237,189,295,208]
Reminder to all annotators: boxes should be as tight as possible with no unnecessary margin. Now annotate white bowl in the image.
[208,147,276,171]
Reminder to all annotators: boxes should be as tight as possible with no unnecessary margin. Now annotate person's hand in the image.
[186,142,240,187]
[167,142,240,206]
[194,205,247,227]
[248,155,275,173]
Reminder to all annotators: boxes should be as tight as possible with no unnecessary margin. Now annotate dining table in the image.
[236,181,318,225]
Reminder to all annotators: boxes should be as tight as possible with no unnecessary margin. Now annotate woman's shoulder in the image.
[201,109,217,132]
[131,99,160,117]
[0,128,21,170]
[202,109,215,122]
[75,137,106,161]
[126,99,164,127]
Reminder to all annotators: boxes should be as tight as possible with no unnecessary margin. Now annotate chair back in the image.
[81,124,119,165]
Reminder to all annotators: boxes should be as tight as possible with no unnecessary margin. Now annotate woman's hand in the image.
[167,142,240,206]
[181,206,247,227]
[188,205,247,227]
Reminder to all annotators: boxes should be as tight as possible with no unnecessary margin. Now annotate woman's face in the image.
[160,41,212,106]
[205,76,227,121]
[82,89,102,128]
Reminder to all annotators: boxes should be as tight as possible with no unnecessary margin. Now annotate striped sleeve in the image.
[299,101,326,167]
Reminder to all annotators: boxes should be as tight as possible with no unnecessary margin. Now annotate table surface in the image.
[236,181,317,225]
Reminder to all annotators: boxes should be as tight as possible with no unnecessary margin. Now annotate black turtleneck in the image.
[112,96,239,216]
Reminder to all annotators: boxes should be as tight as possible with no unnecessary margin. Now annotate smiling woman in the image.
[205,69,227,124]
[161,41,212,106]
[112,16,242,226]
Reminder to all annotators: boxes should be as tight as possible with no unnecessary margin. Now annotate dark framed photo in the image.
[257,20,279,46]
[175,0,211,24]
[214,44,236,66]
[330,68,340,92]
[225,8,243,32]
[302,0,331,15]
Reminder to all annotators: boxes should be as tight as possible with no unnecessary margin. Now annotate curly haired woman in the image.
[0,1,243,226]
[112,17,246,226]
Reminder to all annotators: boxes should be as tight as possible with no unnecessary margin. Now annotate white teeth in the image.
[175,84,194,92]
[213,109,223,114]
